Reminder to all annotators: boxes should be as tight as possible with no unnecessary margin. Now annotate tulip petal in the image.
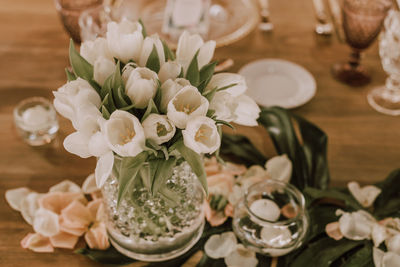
[348,181,381,208]
[63,131,91,158]
[88,131,110,157]
[232,94,260,127]
[197,40,216,69]
[204,232,237,259]
[5,187,31,211]
[82,173,98,194]
[95,151,114,188]
[325,222,343,241]
[33,208,60,237]
[49,231,79,249]
[21,233,54,253]
[84,222,110,250]
[265,154,293,183]
[49,180,81,193]
[224,244,258,267]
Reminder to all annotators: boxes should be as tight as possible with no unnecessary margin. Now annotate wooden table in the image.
[1,0,399,266]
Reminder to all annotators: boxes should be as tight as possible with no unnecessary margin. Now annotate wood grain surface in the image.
[1,0,399,266]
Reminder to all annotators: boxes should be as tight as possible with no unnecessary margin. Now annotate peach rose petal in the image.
[87,199,103,219]
[21,233,54,253]
[281,203,298,219]
[205,164,220,176]
[49,231,79,249]
[224,203,234,217]
[84,223,110,250]
[204,201,227,226]
[59,215,87,236]
[90,191,103,200]
[325,222,343,241]
[223,162,247,176]
[49,180,81,193]
[59,200,93,236]
[39,192,87,214]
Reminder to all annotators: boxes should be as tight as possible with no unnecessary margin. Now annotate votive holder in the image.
[13,97,59,146]
[232,180,308,257]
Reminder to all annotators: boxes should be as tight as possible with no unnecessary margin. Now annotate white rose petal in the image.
[125,67,159,109]
[347,181,382,208]
[142,114,176,145]
[82,173,98,194]
[338,210,375,240]
[372,223,387,247]
[33,208,60,237]
[232,94,260,127]
[160,78,190,113]
[20,192,43,225]
[167,86,209,129]
[106,20,143,63]
[103,110,146,157]
[139,34,165,68]
[204,232,237,259]
[93,57,115,86]
[386,234,400,254]
[49,180,81,193]
[382,251,400,267]
[158,61,182,83]
[182,116,220,154]
[206,73,247,97]
[5,187,31,211]
[265,154,293,183]
[373,247,385,267]
[224,244,258,267]
[95,151,115,188]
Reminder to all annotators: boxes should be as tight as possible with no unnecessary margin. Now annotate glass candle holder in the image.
[13,97,59,146]
[232,180,308,257]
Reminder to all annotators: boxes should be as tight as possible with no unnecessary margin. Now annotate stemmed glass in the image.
[331,0,391,86]
[368,10,400,116]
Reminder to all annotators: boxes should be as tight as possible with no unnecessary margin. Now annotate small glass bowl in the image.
[232,180,309,257]
[13,97,59,146]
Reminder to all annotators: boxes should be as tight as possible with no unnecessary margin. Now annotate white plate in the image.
[238,59,316,109]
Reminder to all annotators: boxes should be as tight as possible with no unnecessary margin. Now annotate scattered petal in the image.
[38,192,86,214]
[224,244,258,267]
[373,247,384,267]
[338,210,375,240]
[265,154,292,183]
[372,223,387,247]
[20,192,43,225]
[325,222,343,241]
[204,232,237,259]
[260,224,292,247]
[281,203,298,219]
[223,162,247,176]
[382,251,400,267]
[224,203,234,217]
[49,231,79,249]
[386,234,400,254]
[59,200,93,236]
[49,180,81,193]
[84,222,110,250]
[203,201,228,227]
[21,233,54,253]
[347,181,381,208]
[87,199,103,219]
[82,173,98,194]
[5,187,31,211]
[33,208,60,237]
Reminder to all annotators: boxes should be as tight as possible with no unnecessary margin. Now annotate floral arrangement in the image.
[52,19,260,198]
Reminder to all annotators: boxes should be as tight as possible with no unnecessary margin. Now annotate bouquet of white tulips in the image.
[53,19,260,199]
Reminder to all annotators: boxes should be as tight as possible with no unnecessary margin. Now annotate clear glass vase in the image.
[101,157,205,262]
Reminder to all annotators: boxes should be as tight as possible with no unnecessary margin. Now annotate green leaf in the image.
[175,141,208,195]
[374,169,400,212]
[162,40,175,61]
[197,253,225,267]
[146,44,161,73]
[100,75,112,99]
[304,187,363,210]
[215,119,235,130]
[75,245,135,265]
[65,68,77,81]
[151,157,177,196]
[139,18,147,37]
[141,98,159,122]
[88,80,101,95]
[117,152,148,206]
[101,105,110,119]
[185,50,200,86]
[153,81,162,107]
[119,104,135,111]
[203,86,218,102]
[68,39,93,81]
[197,61,217,93]
[110,61,124,105]
[116,86,131,107]
[340,243,373,267]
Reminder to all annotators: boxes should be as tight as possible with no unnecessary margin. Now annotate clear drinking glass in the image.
[331,0,391,86]
[368,10,400,116]
[232,180,308,257]
[13,97,59,146]
[79,4,112,42]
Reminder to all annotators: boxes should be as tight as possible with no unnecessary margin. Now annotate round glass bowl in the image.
[232,180,309,257]
[13,97,59,146]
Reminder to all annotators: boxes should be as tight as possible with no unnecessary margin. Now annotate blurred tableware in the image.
[214,58,234,72]
[162,0,211,39]
[232,180,309,257]
[368,10,400,116]
[13,97,59,146]
[258,0,273,32]
[331,0,391,86]
[79,4,112,41]
[54,0,103,43]
[239,59,316,109]
[328,0,345,42]
[313,0,333,35]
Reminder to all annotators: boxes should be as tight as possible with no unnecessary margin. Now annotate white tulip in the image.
[93,56,115,86]
[121,62,137,83]
[176,31,216,74]
[167,86,209,129]
[80,37,113,65]
[160,78,190,113]
[209,91,237,122]
[106,20,143,63]
[125,67,159,109]
[53,78,101,129]
[182,116,220,154]
[139,34,165,68]
[232,94,260,127]
[206,73,247,97]
[158,61,182,83]
[103,110,146,157]
[142,114,176,145]
[347,181,382,208]
[265,154,293,183]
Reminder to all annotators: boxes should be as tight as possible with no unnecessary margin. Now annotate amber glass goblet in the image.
[331,0,391,86]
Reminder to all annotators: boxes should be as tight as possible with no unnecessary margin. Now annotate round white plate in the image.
[238,59,316,109]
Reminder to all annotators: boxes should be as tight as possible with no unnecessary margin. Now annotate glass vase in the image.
[101,157,205,261]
